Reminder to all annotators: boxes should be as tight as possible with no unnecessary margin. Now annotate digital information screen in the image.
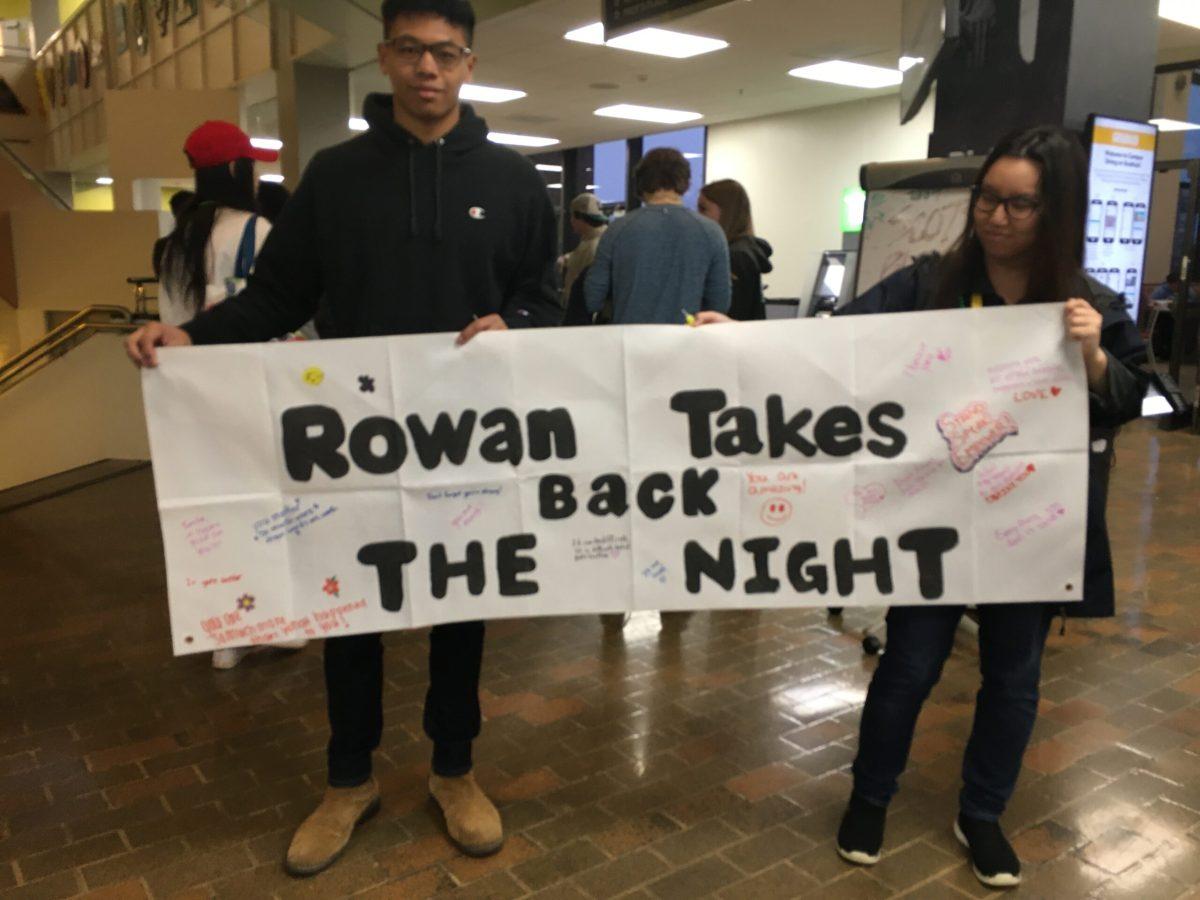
[1084,116,1158,323]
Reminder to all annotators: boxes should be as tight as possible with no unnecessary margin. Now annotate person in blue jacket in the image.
[697,125,1147,889]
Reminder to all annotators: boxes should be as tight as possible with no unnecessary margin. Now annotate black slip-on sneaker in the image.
[954,813,1022,888]
[836,794,887,866]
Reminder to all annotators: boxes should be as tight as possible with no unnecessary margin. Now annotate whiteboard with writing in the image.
[856,189,972,296]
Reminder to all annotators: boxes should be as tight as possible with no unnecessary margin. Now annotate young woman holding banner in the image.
[696,125,1147,887]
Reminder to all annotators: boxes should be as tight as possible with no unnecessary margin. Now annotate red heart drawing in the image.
[1027,463,1036,473]
[1050,386,1062,397]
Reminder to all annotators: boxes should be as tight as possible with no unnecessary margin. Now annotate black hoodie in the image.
[182,97,560,344]
[727,236,774,321]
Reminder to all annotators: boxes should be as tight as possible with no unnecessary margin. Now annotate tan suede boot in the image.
[284,779,380,877]
[429,772,504,857]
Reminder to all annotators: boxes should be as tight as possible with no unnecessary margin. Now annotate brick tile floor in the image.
[1,419,1198,898]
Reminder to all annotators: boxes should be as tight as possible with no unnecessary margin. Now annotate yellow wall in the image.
[72,185,114,211]
[57,0,85,23]
[0,1,31,19]
[0,332,150,490]
[105,88,238,208]
[5,206,158,350]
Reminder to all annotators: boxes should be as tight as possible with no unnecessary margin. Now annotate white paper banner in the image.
[143,306,1089,655]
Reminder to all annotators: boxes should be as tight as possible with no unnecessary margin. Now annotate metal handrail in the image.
[0,322,137,396]
[0,306,134,392]
[0,138,71,211]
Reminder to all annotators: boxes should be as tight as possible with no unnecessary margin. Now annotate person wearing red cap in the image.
[126,0,560,879]
[158,120,305,669]
[157,120,279,329]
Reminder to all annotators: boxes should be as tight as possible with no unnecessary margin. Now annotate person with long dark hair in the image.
[158,121,275,327]
[697,125,1147,888]
[698,179,773,321]
[835,125,1147,889]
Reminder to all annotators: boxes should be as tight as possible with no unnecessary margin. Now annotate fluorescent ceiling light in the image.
[546,183,563,189]
[1150,117,1200,132]
[460,84,527,103]
[260,174,285,183]
[348,117,368,132]
[595,104,702,124]
[586,184,600,190]
[250,137,283,151]
[535,163,563,172]
[95,176,113,185]
[898,55,924,72]
[683,152,703,159]
[1160,0,1200,29]
[489,132,559,147]
[788,60,903,89]
[565,22,608,44]
[565,21,727,59]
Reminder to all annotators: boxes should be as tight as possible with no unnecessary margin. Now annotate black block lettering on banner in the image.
[431,541,486,598]
[898,527,960,599]
[349,416,407,473]
[539,475,577,519]
[527,409,578,461]
[787,542,829,593]
[282,405,350,481]
[479,409,523,465]
[867,402,908,457]
[834,538,894,597]
[714,407,764,456]
[682,468,720,516]
[766,396,817,457]
[684,539,736,592]
[407,411,478,469]
[358,541,418,612]
[670,389,727,458]
[743,537,781,594]
[588,474,629,516]
[814,407,863,457]
[497,535,539,596]
[637,473,674,519]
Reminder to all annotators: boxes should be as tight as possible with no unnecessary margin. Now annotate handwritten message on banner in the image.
[142,307,1089,655]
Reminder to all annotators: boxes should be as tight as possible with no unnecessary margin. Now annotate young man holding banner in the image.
[126,0,559,877]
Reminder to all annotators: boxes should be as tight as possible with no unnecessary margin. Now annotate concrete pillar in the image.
[293,63,351,176]
[28,0,57,52]
[131,178,162,212]
[271,7,351,185]
[930,0,1160,156]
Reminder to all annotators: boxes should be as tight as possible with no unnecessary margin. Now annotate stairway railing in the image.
[0,305,136,395]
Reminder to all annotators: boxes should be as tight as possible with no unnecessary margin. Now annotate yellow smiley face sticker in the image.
[302,366,324,386]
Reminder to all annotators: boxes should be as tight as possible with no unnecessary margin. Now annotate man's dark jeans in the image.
[324,621,485,787]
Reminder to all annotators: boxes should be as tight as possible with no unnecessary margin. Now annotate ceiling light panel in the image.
[488,132,560,147]
[594,104,702,124]
[788,60,903,89]
[1149,117,1200,132]
[565,21,727,58]
[459,84,527,103]
[1160,0,1200,29]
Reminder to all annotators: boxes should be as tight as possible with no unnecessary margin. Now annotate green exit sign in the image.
[841,187,866,233]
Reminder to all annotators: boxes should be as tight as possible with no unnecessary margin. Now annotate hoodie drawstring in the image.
[406,138,445,241]
[434,139,444,242]
[407,140,418,238]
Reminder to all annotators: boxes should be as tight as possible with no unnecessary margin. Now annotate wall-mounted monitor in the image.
[900,0,960,125]
[1083,115,1158,323]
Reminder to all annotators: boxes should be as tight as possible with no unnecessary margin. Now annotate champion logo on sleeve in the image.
[468,206,487,220]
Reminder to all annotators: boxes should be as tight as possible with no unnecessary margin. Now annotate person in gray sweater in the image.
[585,147,731,324]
